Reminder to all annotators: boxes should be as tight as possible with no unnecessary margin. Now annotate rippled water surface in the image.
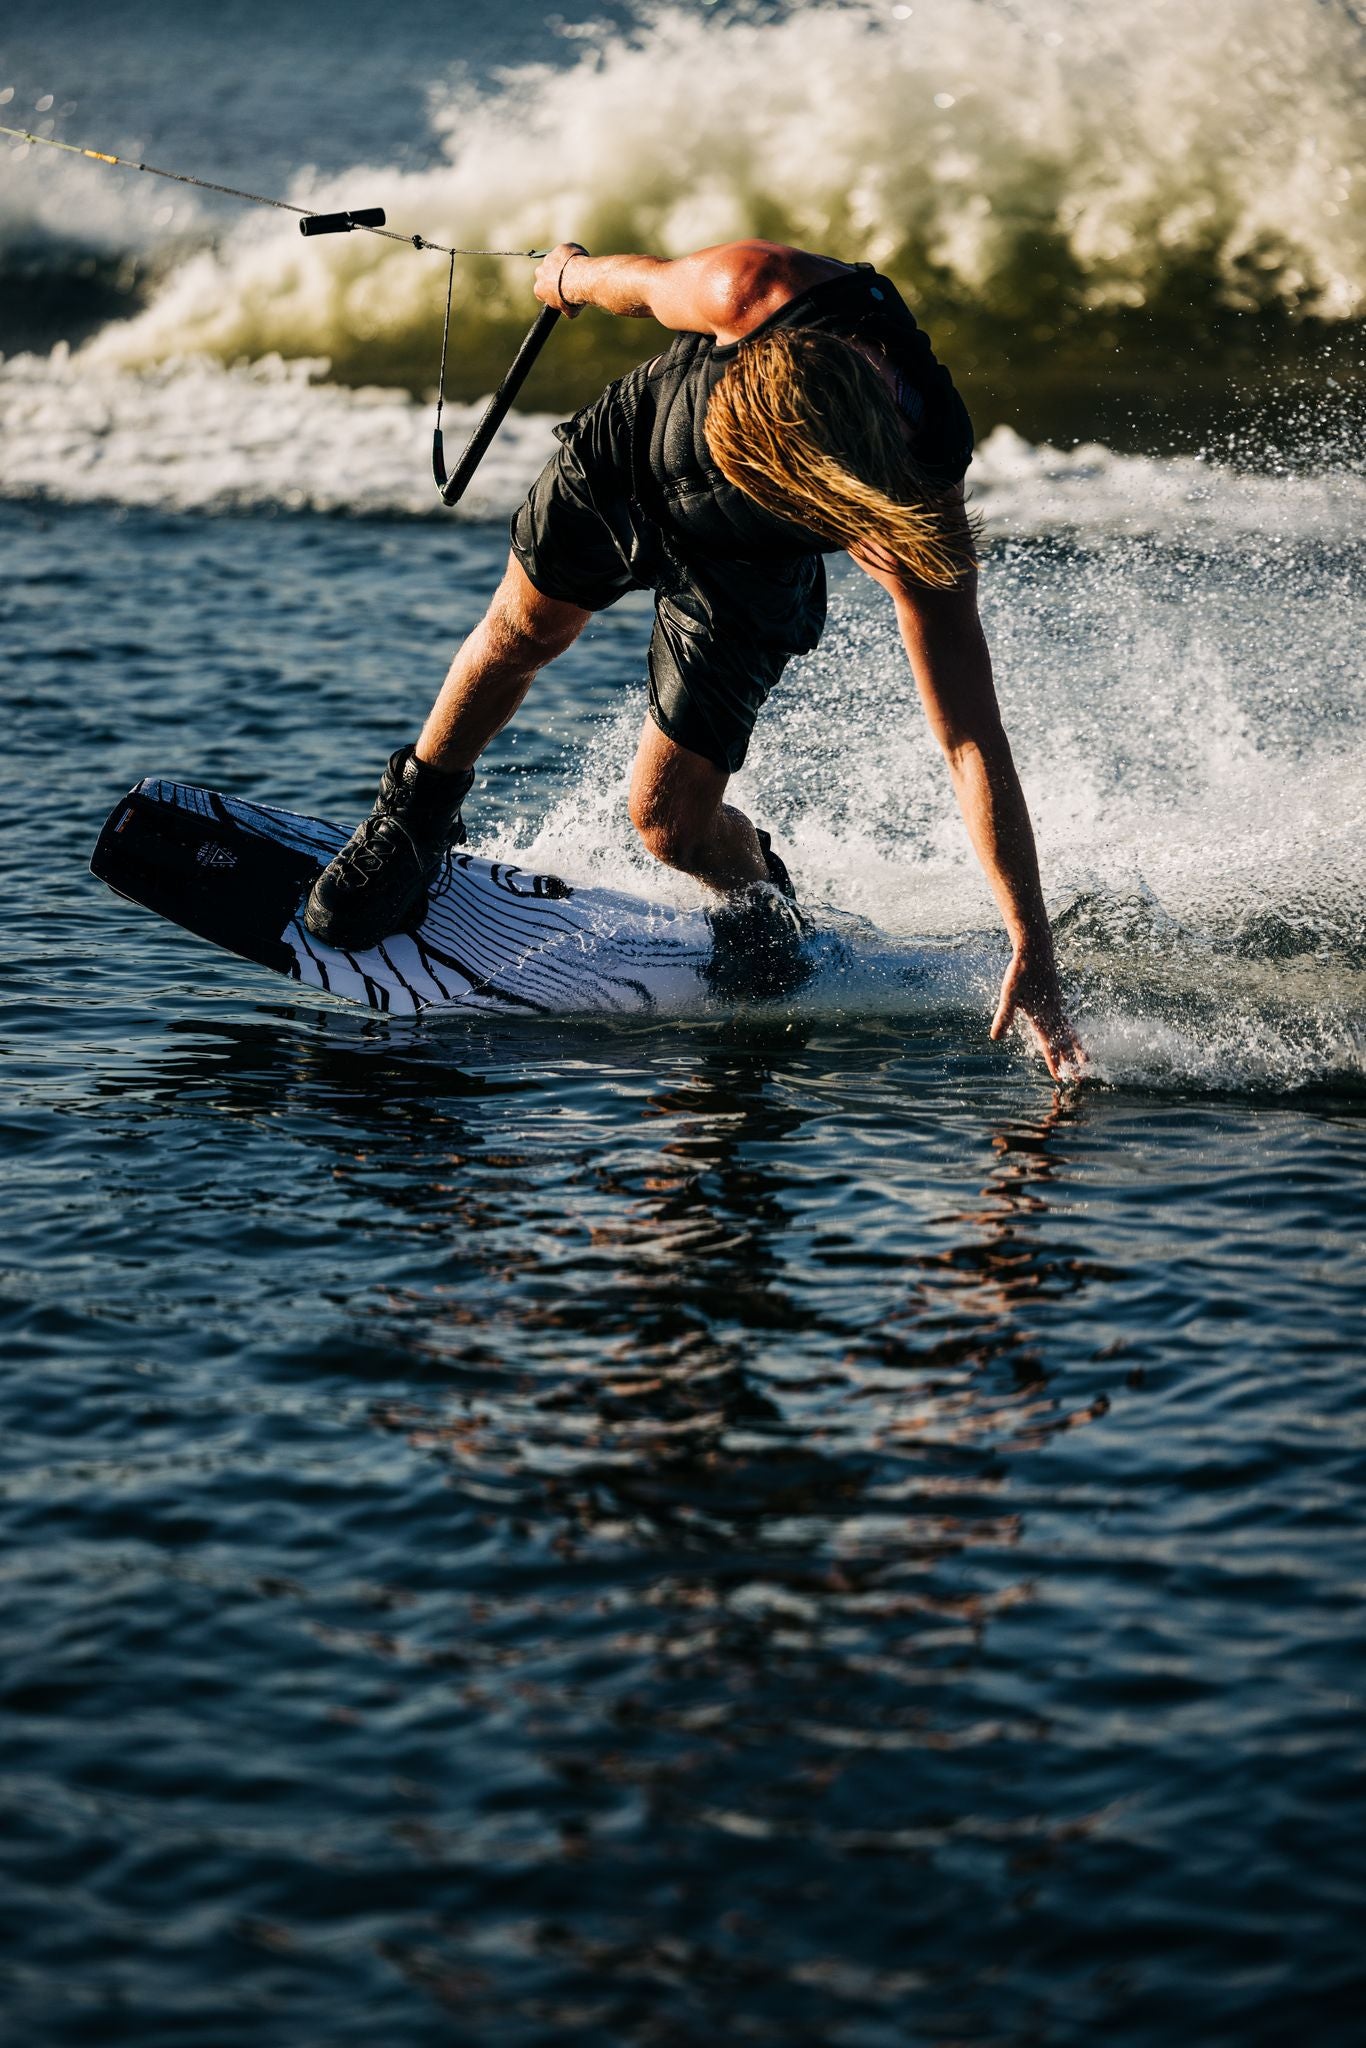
[5,0,1366,2035]
[4,493,1365,2045]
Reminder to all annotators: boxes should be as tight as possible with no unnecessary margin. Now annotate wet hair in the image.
[704,327,978,589]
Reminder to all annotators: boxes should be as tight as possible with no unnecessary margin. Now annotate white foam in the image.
[970,426,1366,542]
[4,348,1362,549]
[496,536,1366,1093]
[0,347,556,516]
[56,0,1366,380]
[0,131,199,255]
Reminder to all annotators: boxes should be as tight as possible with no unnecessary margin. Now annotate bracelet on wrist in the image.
[557,248,586,309]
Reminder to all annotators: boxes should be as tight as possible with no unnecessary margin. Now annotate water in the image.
[5,0,1366,429]
[4,4,1366,2041]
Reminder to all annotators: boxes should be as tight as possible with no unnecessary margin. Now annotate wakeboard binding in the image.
[704,830,811,1001]
[304,744,474,952]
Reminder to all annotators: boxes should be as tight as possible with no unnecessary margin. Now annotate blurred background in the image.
[4,0,1364,448]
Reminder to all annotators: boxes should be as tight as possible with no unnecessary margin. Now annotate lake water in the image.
[3,3,1365,2042]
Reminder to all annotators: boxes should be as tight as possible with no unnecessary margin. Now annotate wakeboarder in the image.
[305,239,1084,1076]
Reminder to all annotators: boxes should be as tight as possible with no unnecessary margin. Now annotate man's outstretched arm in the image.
[853,542,1086,1082]
[533,239,839,343]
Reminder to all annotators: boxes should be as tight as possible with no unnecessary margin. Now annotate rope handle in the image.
[432,303,567,507]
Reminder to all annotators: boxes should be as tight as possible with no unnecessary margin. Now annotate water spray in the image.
[1,121,567,505]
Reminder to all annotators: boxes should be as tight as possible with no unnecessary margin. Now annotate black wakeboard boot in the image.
[756,828,795,901]
[304,744,474,951]
[704,828,811,1002]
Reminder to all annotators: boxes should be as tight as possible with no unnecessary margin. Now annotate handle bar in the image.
[432,304,563,508]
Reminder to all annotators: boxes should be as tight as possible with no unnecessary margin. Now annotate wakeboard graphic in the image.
[91,779,720,1016]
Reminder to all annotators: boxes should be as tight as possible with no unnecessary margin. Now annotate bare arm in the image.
[533,239,840,342]
[854,544,1086,1080]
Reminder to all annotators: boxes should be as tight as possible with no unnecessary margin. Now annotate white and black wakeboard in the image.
[91,778,723,1016]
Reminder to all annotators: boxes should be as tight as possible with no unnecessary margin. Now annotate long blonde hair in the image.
[704,328,978,589]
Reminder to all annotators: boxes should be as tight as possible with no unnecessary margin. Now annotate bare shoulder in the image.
[695,241,848,343]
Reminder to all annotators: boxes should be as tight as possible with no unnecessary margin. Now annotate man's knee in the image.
[628,785,713,873]
[486,564,586,667]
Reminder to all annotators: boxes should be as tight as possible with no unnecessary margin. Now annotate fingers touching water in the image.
[990,949,1089,1084]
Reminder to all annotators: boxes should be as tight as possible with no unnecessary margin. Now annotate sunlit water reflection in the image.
[3,493,1364,2043]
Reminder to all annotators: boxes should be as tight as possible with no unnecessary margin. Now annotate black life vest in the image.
[613,263,973,567]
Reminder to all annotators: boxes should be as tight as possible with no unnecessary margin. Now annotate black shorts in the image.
[510,427,826,775]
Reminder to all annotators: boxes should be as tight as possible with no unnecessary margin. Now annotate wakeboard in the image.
[90,778,721,1016]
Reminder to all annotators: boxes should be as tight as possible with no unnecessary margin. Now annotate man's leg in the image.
[627,717,770,892]
[306,555,590,948]
[417,554,592,770]
[627,716,807,999]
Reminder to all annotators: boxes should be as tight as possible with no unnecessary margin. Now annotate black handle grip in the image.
[300,207,386,237]
[433,303,563,508]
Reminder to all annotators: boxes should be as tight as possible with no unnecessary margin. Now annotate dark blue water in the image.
[5,1,1366,2037]
[3,497,1365,2045]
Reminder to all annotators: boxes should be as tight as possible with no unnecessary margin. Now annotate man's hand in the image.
[991,945,1088,1083]
[534,243,589,318]
[850,544,1087,1086]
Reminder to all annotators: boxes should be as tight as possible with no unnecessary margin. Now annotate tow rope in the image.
[2,121,568,505]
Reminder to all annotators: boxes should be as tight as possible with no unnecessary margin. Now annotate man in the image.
[306,239,1084,1079]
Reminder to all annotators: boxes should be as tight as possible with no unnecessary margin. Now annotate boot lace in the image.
[332,812,427,890]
